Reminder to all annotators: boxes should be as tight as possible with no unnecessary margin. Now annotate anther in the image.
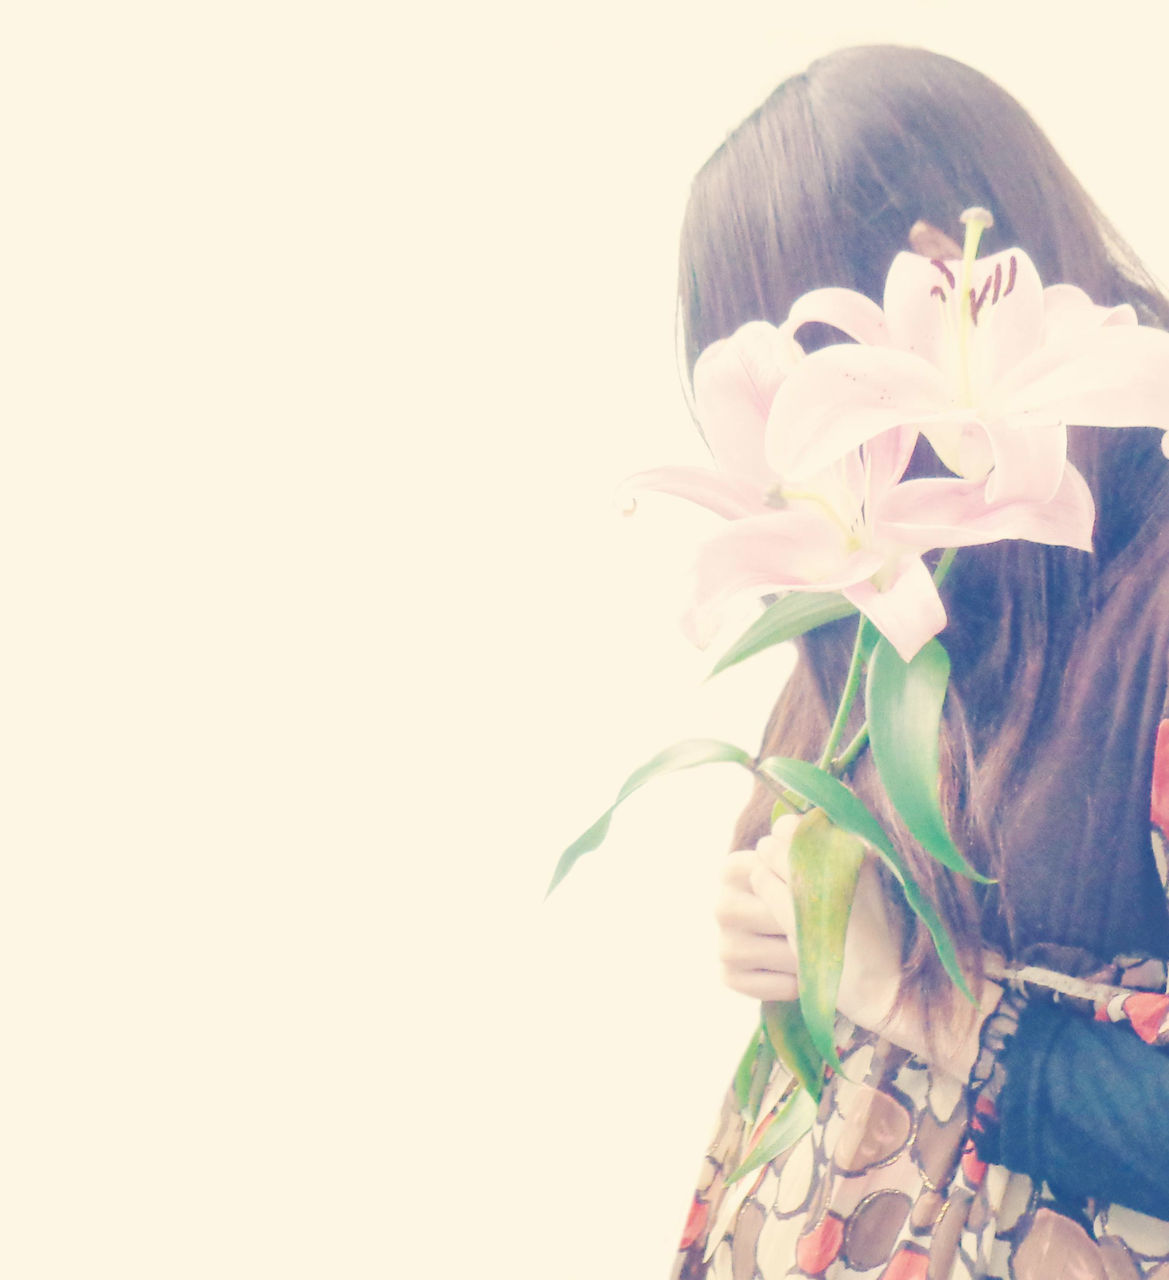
[1003,255,1018,298]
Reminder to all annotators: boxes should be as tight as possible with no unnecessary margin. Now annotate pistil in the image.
[957,207,994,406]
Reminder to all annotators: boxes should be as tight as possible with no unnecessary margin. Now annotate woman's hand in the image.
[717,813,903,1030]
[715,841,801,1002]
[716,812,1001,1078]
[749,814,904,1033]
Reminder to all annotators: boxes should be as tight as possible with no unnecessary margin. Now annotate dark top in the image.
[977,999,1169,1220]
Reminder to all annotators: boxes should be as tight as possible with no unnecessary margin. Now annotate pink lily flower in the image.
[770,244,1169,505]
[624,307,1099,661]
[619,320,803,519]
[685,424,1095,661]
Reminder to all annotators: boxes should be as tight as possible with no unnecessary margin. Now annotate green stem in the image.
[821,552,956,780]
[817,620,866,772]
[832,725,869,775]
[768,554,959,800]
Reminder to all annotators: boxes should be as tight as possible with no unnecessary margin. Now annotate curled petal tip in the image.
[1162,432,1169,461]
[611,482,639,516]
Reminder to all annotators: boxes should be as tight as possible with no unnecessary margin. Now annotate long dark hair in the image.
[680,46,1169,1009]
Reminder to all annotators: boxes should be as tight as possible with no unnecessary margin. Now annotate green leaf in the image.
[762,1000,825,1101]
[756,757,890,852]
[546,739,754,895]
[709,593,856,677]
[732,1022,776,1122]
[787,812,865,1071]
[727,1086,818,1183]
[733,1025,762,1113]
[866,638,990,884]
[756,756,973,1002]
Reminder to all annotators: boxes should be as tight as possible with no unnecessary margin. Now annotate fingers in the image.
[721,848,759,891]
[722,967,800,1002]
[721,817,906,1030]
[719,849,785,932]
[718,846,800,1002]
[756,813,799,878]
[719,928,798,973]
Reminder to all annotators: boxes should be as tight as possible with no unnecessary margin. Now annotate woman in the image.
[673,46,1169,1279]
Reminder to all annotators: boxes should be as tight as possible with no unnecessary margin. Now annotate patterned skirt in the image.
[672,1008,1169,1280]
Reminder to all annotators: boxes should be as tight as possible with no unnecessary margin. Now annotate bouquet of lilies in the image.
[549,210,1169,1170]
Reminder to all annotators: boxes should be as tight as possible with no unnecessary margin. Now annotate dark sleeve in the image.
[975,999,1169,1219]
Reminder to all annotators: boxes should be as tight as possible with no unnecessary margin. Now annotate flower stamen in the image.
[956,208,995,403]
[931,259,956,290]
[1003,255,1018,298]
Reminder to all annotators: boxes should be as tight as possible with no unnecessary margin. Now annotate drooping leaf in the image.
[546,739,755,894]
[866,637,990,883]
[755,756,973,1002]
[755,757,890,852]
[727,1086,818,1183]
[733,1024,763,1114]
[787,811,865,1070]
[762,1000,824,1102]
[709,592,856,677]
[732,1021,777,1123]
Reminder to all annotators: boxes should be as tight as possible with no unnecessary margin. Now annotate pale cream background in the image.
[5,1,1169,1276]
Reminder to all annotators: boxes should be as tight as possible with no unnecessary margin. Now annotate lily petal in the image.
[964,249,1046,390]
[768,345,947,481]
[878,465,1095,553]
[920,417,996,481]
[694,321,799,477]
[881,253,956,370]
[1002,325,1169,430]
[778,287,890,348]
[1042,284,1137,348]
[683,512,883,646]
[862,425,918,496]
[979,416,1068,505]
[842,557,947,662]
[618,466,768,521]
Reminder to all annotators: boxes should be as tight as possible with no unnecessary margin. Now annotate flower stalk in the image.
[832,724,870,775]
[817,622,867,772]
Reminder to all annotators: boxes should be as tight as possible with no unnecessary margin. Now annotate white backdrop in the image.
[7,2,1169,1276]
